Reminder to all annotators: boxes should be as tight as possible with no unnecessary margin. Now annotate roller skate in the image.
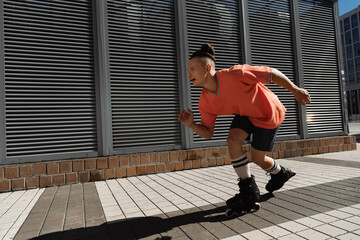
[225,175,261,218]
[266,166,296,193]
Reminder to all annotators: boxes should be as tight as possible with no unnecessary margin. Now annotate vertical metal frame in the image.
[239,0,252,64]
[175,0,193,149]
[0,0,6,163]
[290,0,308,139]
[93,0,113,156]
[333,0,349,134]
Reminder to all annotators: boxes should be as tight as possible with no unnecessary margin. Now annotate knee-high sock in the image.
[231,154,251,180]
[265,158,281,175]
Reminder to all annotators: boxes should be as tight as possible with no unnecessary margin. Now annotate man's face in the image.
[187,58,208,87]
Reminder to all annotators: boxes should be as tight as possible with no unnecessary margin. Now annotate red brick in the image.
[119,156,129,167]
[116,168,126,178]
[169,152,178,161]
[79,171,89,183]
[216,157,224,166]
[195,149,204,159]
[208,157,217,167]
[127,166,137,177]
[204,149,212,158]
[130,155,140,166]
[5,167,19,179]
[338,144,344,151]
[26,176,39,189]
[273,142,280,151]
[212,148,221,157]
[97,158,108,169]
[73,160,84,172]
[0,180,10,192]
[40,175,52,187]
[224,156,231,165]
[188,150,196,160]
[85,159,96,170]
[290,149,297,157]
[140,154,150,165]
[147,165,156,174]
[151,153,161,163]
[12,178,25,191]
[47,163,59,175]
[157,164,165,173]
[280,142,287,150]
[352,143,357,150]
[90,170,103,181]
[296,149,302,156]
[66,173,77,184]
[165,163,175,172]
[200,159,208,168]
[192,160,200,169]
[0,168,3,179]
[284,150,291,158]
[105,169,115,179]
[53,174,65,186]
[303,148,313,156]
[60,162,72,173]
[19,165,32,178]
[175,162,183,171]
[34,164,46,175]
[220,147,228,156]
[160,152,169,163]
[137,166,146,175]
[108,157,119,168]
[278,151,285,158]
[184,160,192,170]
[179,151,187,161]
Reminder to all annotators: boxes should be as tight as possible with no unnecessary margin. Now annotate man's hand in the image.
[293,88,311,106]
[178,108,195,127]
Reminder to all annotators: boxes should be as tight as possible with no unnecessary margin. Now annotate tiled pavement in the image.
[1,144,360,240]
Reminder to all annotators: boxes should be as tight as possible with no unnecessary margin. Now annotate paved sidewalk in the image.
[0,144,359,240]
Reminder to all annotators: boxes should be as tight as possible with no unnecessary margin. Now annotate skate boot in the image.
[265,166,296,193]
[225,175,261,218]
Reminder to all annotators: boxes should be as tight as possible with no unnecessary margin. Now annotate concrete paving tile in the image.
[326,210,354,219]
[241,229,273,240]
[310,213,338,223]
[221,235,247,240]
[295,217,324,228]
[314,224,347,237]
[336,233,360,240]
[261,225,291,238]
[277,233,307,240]
[330,220,360,231]
[278,221,309,233]
[297,229,330,240]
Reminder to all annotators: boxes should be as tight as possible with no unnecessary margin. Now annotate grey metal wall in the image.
[0,0,345,164]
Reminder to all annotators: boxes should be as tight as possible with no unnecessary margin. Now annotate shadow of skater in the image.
[28,194,274,240]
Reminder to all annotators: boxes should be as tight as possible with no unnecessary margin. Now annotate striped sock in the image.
[265,158,281,175]
[231,154,251,180]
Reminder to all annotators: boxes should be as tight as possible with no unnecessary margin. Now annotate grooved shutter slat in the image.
[186,0,242,145]
[4,0,97,158]
[108,0,181,150]
[298,0,344,134]
[248,0,300,138]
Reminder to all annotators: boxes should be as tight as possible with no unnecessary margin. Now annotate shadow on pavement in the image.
[27,193,275,240]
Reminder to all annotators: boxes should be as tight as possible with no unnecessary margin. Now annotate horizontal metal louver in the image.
[108,0,181,151]
[248,0,300,138]
[186,0,242,145]
[4,0,97,158]
[298,0,344,135]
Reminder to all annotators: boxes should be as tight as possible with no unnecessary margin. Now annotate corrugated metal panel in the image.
[248,0,300,138]
[298,0,344,134]
[4,0,97,158]
[108,0,181,150]
[186,0,242,145]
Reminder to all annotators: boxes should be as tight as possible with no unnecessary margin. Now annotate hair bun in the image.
[201,43,215,56]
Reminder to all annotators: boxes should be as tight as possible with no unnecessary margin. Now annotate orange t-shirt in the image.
[198,64,286,129]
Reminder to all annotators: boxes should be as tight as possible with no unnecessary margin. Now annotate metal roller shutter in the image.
[186,0,242,146]
[108,0,181,152]
[298,0,344,135]
[4,0,97,159]
[248,0,300,138]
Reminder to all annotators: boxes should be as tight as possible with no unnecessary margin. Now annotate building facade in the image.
[340,5,360,120]
[0,0,350,189]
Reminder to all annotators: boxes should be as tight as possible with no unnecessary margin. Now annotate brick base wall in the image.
[0,136,357,192]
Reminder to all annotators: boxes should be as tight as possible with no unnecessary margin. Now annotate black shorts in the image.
[230,115,280,152]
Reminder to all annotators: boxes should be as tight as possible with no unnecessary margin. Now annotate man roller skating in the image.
[178,43,311,217]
